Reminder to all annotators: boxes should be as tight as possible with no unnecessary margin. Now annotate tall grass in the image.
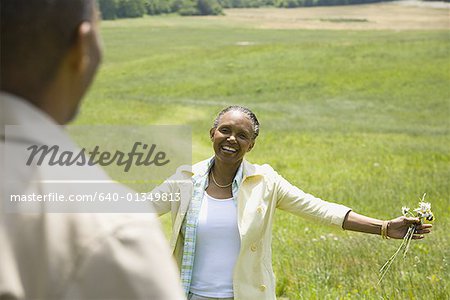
[77,13,449,299]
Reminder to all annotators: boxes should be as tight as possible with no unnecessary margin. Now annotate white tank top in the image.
[190,192,241,298]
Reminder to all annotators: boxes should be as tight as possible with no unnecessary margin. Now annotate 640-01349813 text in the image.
[9,192,181,202]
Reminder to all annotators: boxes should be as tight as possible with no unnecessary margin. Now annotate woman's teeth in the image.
[222,146,237,153]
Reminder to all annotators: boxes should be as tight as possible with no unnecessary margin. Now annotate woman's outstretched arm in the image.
[342,211,432,239]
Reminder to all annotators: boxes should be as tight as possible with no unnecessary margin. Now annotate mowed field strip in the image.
[195,2,449,30]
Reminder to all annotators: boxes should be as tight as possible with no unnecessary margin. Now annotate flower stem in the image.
[378,235,408,285]
[402,225,415,259]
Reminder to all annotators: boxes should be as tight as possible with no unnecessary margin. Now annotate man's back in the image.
[0,90,184,300]
[1,0,185,297]
[0,206,182,299]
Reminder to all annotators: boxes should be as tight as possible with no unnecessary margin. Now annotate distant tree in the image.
[218,0,233,8]
[170,0,184,11]
[275,0,299,7]
[117,0,146,18]
[179,0,222,15]
[240,0,260,7]
[231,0,243,7]
[178,0,200,15]
[197,0,222,14]
[262,0,275,5]
[98,0,117,20]
[145,0,174,14]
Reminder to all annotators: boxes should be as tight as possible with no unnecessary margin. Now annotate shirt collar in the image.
[0,92,69,147]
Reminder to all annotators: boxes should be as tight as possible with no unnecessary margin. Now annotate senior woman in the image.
[152,106,432,300]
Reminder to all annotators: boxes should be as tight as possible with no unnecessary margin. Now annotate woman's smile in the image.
[221,145,238,154]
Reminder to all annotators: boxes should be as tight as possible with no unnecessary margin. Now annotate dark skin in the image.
[207,110,432,238]
[207,110,254,200]
[2,3,102,125]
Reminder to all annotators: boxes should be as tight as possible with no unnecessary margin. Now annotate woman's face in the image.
[210,110,255,165]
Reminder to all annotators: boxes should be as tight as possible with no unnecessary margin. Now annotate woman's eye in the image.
[220,128,229,133]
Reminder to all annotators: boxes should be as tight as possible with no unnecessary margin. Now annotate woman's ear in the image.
[209,128,215,141]
[247,140,255,152]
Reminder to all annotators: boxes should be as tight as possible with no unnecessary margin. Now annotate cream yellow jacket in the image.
[152,158,351,300]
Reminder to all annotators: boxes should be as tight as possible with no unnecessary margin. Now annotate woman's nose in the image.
[228,135,237,143]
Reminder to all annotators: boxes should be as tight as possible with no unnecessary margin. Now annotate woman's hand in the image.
[387,216,432,239]
[342,212,433,239]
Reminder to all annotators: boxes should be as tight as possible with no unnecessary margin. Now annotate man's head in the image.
[1,0,102,124]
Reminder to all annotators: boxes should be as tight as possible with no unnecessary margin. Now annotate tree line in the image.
[97,0,401,18]
[97,0,222,17]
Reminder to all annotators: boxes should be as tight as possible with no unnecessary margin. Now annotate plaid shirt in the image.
[180,158,243,296]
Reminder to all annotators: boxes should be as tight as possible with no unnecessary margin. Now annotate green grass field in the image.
[77,8,449,299]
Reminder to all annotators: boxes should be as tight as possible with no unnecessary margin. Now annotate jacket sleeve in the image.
[274,172,351,228]
[147,165,191,216]
[149,177,177,216]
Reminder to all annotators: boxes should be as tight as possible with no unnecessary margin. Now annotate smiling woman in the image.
[151,105,432,300]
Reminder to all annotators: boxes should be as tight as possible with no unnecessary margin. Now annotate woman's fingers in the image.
[414,224,432,232]
[417,224,433,229]
[411,222,432,237]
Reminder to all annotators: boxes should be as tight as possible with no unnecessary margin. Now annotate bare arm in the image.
[342,211,432,239]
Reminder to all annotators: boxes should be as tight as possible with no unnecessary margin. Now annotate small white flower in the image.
[402,206,410,215]
[413,208,423,217]
[418,201,431,212]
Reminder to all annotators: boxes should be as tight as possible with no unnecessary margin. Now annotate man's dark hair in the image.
[0,0,94,96]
